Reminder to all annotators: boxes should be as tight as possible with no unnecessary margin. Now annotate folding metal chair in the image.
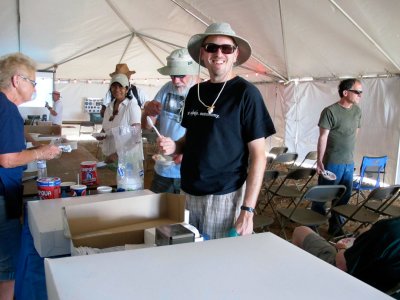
[254,170,280,232]
[268,152,298,173]
[364,185,400,218]
[266,168,317,217]
[330,185,400,239]
[289,150,318,170]
[352,156,388,203]
[266,146,288,168]
[277,185,346,240]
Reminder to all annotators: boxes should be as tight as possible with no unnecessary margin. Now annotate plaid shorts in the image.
[303,231,336,266]
[185,185,245,240]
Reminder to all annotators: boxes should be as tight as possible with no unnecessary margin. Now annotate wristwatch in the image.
[240,205,255,213]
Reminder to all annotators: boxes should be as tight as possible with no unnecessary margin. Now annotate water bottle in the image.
[37,160,47,178]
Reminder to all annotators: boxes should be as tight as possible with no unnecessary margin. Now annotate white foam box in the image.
[28,190,153,257]
[65,193,186,250]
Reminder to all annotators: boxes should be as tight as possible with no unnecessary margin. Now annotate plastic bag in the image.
[112,125,144,191]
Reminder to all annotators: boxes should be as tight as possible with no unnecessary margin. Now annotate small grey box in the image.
[155,224,195,246]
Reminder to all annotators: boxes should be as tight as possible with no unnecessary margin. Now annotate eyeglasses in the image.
[18,74,37,87]
[347,89,363,95]
[170,75,186,79]
[203,43,237,54]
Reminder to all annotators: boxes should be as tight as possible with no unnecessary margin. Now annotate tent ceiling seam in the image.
[329,0,400,72]
[42,34,133,70]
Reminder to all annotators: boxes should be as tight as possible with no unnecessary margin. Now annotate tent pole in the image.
[329,0,400,72]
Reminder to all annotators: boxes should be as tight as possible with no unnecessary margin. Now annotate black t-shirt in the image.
[344,217,400,291]
[180,76,275,196]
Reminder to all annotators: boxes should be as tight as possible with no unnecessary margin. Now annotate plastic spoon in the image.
[146,116,161,138]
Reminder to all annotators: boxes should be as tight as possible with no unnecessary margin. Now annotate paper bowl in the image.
[322,170,337,181]
[152,154,174,166]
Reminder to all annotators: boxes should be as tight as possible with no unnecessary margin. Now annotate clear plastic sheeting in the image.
[112,125,144,191]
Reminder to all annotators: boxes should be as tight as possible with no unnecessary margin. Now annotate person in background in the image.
[100,74,142,163]
[141,48,199,194]
[0,53,60,300]
[292,217,400,293]
[100,64,148,118]
[311,79,362,236]
[46,90,63,125]
[158,23,276,239]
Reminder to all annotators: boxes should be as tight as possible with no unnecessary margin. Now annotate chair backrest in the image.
[303,185,347,203]
[269,146,288,157]
[276,168,317,192]
[270,152,298,170]
[299,151,318,168]
[366,185,400,203]
[286,167,316,181]
[355,156,388,190]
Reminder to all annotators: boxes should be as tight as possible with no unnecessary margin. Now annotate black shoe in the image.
[328,227,345,237]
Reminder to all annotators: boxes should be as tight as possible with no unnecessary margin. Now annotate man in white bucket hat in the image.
[158,23,276,239]
[142,48,199,194]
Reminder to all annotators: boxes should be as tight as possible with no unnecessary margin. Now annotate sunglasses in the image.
[203,43,237,54]
[170,75,186,79]
[347,89,363,95]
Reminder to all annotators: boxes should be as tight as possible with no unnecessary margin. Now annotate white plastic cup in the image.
[97,186,112,194]
[70,184,87,197]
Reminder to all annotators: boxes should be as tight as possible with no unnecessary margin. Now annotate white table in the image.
[45,233,391,299]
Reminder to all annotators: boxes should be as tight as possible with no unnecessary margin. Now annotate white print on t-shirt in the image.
[187,110,220,119]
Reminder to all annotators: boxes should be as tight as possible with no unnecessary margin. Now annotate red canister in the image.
[80,161,98,186]
[37,177,61,200]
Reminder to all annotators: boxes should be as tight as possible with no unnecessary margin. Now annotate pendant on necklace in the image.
[207,106,214,114]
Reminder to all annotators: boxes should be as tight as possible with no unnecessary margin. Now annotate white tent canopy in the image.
[1,0,400,183]
[2,0,399,82]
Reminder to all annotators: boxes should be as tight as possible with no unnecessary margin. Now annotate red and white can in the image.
[80,161,98,186]
[37,177,61,200]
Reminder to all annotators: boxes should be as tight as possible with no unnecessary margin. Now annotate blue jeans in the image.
[311,163,354,230]
[150,173,181,194]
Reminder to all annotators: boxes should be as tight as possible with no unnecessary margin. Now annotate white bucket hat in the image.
[187,22,252,67]
[157,48,198,76]
[110,74,129,88]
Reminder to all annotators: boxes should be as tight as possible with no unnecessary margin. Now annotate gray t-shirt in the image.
[319,102,361,164]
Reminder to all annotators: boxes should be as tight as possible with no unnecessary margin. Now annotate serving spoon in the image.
[146,116,161,138]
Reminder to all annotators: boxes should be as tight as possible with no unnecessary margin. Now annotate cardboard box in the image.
[24,124,62,135]
[65,193,186,249]
[28,190,153,257]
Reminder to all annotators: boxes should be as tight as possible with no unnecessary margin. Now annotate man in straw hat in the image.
[100,63,148,117]
[141,48,199,194]
[158,23,276,239]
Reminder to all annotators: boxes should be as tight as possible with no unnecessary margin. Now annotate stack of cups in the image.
[70,184,87,197]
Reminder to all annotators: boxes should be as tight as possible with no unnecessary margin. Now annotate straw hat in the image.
[157,48,198,76]
[110,74,129,88]
[187,22,252,67]
[109,63,136,78]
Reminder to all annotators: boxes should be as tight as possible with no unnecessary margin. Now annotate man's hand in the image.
[234,210,254,236]
[157,136,176,156]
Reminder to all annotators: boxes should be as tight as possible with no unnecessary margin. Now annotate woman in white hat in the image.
[101,74,142,164]
[158,23,276,239]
